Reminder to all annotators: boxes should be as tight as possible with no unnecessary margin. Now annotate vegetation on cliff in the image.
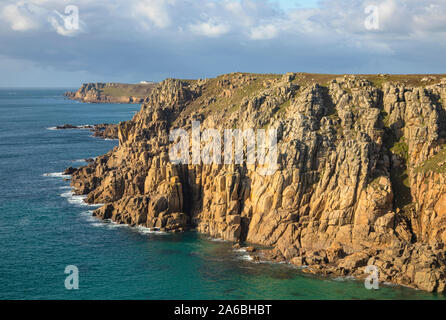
[69,72,446,293]
[65,82,157,104]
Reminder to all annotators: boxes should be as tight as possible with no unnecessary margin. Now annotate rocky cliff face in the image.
[65,82,156,104]
[70,73,446,292]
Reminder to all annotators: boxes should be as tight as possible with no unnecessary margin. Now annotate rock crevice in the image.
[70,73,446,292]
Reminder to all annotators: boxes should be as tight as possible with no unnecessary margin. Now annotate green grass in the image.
[364,74,446,88]
[381,132,412,210]
[380,111,390,127]
[367,76,388,89]
[391,166,412,209]
[415,148,446,174]
[203,74,282,114]
[390,138,409,161]
[275,99,291,118]
[100,83,155,98]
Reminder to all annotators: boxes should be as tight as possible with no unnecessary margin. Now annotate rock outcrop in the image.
[55,123,119,139]
[69,73,446,293]
[91,123,119,140]
[65,82,156,104]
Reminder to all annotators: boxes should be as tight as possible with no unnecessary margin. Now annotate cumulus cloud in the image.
[133,0,173,29]
[1,1,42,31]
[0,0,445,86]
[188,20,230,37]
[250,24,279,40]
[1,0,88,36]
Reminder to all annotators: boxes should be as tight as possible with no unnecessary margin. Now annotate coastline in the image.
[66,73,446,294]
[64,82,156,104]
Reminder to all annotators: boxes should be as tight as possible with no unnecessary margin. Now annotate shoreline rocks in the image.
[54,123,119,140]
[56,124,92,129]
[67,73,446,293]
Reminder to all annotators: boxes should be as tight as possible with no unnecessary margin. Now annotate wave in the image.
[209,237,228,242]
[60,190,103,207]
[80,210,97,223]
[79,211,167,235]
[237,254,254,262]
[232,247,258,263]
[106,223,128,229]
[332,275,356,282]
[72,156,97,163]
[46,124,93,131]
[43,172,70,178]
[259,260,286,265]
[61,191,87,206]
[72,159,87,163]
[134,225,167,235]
[91,222,106,228]
[77,125,93,129]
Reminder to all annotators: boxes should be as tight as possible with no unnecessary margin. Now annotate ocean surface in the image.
[0,88,444,300]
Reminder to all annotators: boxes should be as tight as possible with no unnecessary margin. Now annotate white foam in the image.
[60,190,103,207]
[209,237,227,242]
[91,223,105,227]
[87,219,130,231]
[72,159,86,163]
[43,172,70,178]
[89,203,104,208]
[258,259,286,265]
[238,254,254,261]
[80,210,97,222]
[134,225,167,235]
[78,125,93,129]
[107,223,128,229]
[47,124,92,131]
[80,210,167,235]
[79,211,127,230]
[332,275,356,282]
[61,191,86,205]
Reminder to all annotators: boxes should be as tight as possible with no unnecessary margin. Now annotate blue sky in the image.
[0,0,445,87]
[277,0,320,9]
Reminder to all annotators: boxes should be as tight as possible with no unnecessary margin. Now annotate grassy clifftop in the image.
[65,82,157,103]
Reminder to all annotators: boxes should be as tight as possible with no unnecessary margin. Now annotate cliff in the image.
[69,72,446,292]
[65,82,156,104]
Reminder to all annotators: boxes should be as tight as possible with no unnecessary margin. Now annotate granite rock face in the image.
[70,73,446,292]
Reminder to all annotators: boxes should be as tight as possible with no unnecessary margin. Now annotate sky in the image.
[0,0,445,87]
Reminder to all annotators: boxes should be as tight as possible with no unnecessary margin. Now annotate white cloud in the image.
[1,2,41,31]
[133,0,172,29]
[188,20,230,37]
[0,0,446,86]
[0,1,87,36]
[249,24,279,40]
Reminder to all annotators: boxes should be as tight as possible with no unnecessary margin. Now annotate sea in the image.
[0,88,443,300]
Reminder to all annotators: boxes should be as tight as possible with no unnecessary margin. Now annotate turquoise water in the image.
[0,89,444,300]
